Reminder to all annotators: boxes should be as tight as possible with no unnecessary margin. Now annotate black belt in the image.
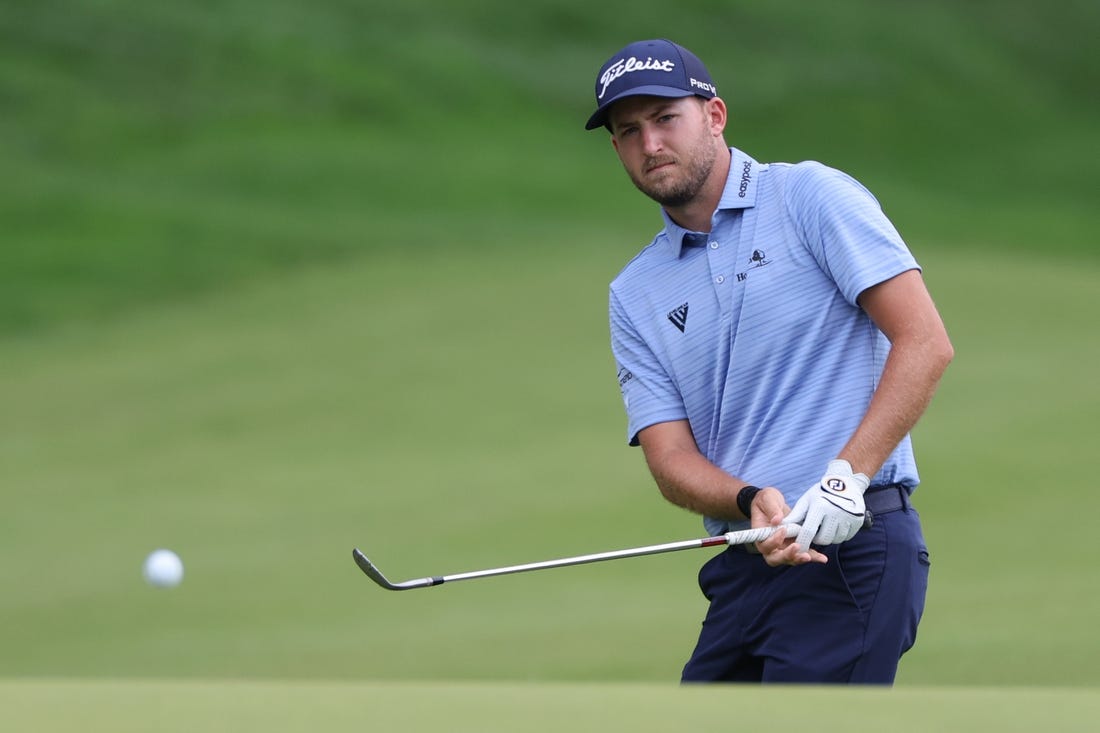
[864,484,911,516]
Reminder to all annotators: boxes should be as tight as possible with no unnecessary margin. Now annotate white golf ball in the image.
[143,549,184,588]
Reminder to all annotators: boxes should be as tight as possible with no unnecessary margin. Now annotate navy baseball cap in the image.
[585,39,717,130]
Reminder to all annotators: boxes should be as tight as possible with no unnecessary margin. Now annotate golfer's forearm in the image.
[640,433,749,520]
[653,462,748,520]
[840,336,953,477]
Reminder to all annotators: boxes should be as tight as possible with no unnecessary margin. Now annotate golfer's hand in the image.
[750,487,827,566]
[784,459,870,552]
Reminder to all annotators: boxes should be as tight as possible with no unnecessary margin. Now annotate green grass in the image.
[898,250,1100,685]
[2,0,1097,336]
[4,680,1100,733]
[2,245,1098,685]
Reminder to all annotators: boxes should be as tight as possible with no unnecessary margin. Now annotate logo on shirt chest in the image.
[736,249,772,282]
[664,249,777,331]
[667,302,690,332]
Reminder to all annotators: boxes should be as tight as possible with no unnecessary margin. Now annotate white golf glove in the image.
[785,459,870,551]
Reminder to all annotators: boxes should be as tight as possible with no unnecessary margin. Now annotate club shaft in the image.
[355,524,799,590]
[441,535,728,583]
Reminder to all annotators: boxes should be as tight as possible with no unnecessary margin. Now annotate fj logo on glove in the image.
[826,478,846,492]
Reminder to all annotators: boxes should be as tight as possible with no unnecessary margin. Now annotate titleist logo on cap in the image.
[584,40,716,130]
[598,56,676,99]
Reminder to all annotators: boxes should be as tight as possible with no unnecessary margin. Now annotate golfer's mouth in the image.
[645,159,676,174]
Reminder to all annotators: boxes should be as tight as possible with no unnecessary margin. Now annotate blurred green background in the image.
[2,0,1098,693]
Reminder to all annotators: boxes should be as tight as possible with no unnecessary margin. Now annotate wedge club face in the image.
[352,549,441,591]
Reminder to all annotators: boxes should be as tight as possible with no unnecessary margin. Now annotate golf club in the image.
[352,519,862,591]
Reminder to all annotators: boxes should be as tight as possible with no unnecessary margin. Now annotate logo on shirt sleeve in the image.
[667,302,690,332]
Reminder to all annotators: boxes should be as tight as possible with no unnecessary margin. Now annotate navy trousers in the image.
[681,488,930,684]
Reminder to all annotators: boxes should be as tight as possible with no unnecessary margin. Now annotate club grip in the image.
[863,510,874,529]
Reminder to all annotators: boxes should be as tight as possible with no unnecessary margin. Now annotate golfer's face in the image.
[608,95,718,208]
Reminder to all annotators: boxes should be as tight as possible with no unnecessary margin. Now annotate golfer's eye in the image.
[618,125,639,138]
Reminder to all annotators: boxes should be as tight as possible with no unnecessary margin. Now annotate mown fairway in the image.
[2,245,1098,686]
[2,0,1098,728]
[4,679,1100,733]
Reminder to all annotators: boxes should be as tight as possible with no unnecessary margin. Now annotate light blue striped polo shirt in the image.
[610,147,921,535]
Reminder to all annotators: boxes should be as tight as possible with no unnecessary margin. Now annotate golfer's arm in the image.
[637,420,752,520]
[840,269,954,477]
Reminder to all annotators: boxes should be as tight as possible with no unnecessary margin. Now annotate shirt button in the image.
[715,275,725,284]
[710,241,719,249]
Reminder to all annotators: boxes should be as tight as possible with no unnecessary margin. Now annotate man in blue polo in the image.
[586,39,954,683]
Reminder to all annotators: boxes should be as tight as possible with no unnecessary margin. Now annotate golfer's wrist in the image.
[735,485,761,519]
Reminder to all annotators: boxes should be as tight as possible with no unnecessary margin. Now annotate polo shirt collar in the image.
[718,147,761,210]
[663,147,761,258]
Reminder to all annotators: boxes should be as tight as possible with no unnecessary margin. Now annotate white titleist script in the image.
[598,56,676,99]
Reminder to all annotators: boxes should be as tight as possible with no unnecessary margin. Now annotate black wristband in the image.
[736,485,761,519]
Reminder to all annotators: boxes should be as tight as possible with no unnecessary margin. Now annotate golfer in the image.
[587,39,953,683]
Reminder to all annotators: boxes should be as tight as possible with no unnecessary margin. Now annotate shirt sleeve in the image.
[785,162,920,305]
[609,287,688,446]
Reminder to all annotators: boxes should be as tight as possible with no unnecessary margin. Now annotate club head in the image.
[352,549,401,589]
[351,548,439,591]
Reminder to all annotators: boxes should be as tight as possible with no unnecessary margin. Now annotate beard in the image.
[628,133,719,208]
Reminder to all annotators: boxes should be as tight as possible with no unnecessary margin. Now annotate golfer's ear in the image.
[706,97,727,135]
